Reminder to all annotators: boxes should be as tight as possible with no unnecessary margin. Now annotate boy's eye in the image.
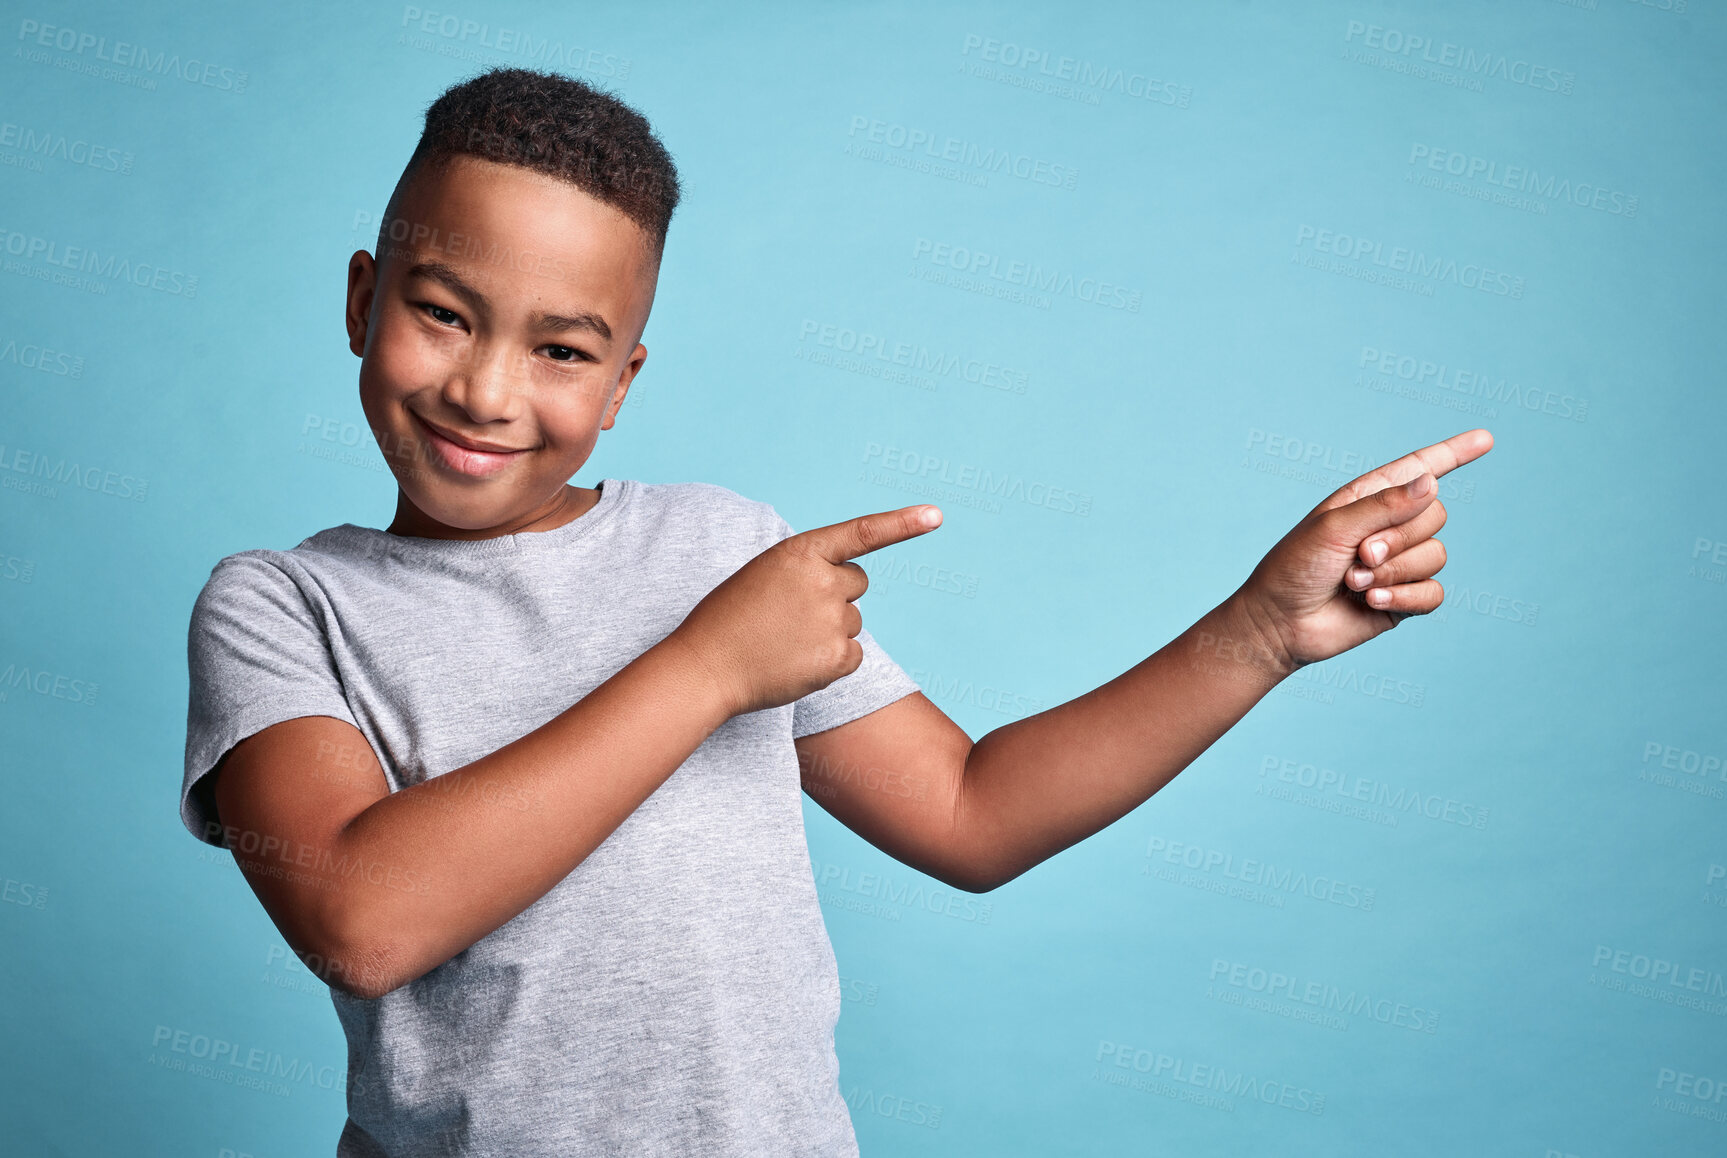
[415,305,588,365]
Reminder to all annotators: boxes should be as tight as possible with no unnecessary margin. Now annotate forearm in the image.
[324,632,733,996]
[953,590,1294,891]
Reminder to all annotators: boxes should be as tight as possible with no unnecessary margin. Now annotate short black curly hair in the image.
[378,66,681,260]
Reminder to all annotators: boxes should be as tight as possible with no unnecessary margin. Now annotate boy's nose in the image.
[440,345,525,424]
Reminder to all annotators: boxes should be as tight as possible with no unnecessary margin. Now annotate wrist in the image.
[1192,591,1300,685]
[651,628,745,724]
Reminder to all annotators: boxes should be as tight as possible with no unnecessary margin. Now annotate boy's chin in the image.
[398,478,562,534]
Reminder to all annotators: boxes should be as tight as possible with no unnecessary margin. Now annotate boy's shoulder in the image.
[187,520,415,619]
[637,478,787,528]
[192,478,792,593]
[639,477,761,508]
[194,527,360,586]
[187,540,333,623]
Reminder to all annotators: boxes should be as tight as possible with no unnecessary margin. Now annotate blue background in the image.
[3,1,1724,1154]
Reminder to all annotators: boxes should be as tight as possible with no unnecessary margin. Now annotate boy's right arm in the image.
[213,631,733,1000]
[209,503,939,1001]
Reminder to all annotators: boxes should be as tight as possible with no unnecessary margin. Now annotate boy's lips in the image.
[412,413,530,478]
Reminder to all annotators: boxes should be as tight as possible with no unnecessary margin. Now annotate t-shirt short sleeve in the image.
[766,511,922,739]
[180,553,362,846]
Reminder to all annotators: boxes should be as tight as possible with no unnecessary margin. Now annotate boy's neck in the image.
[385,483,603,541]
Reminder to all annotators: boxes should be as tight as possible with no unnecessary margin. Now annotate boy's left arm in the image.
[796,429,1493,893]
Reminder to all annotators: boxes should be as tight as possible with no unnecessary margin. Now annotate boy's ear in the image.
[346,250,377,358]
[599,344,648,431]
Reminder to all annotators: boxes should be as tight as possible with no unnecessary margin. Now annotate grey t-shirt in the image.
[179,478,921,1156]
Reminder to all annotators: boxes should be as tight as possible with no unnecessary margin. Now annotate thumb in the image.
[793,504,943,563]
[1320,473,1435,546]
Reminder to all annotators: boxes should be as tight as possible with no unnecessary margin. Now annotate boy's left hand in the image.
[1236,428,1495,671]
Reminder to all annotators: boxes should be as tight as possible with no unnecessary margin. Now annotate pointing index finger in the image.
[793,504,944,563]
[1322,428,1494,511]
[1399,427,1494,482]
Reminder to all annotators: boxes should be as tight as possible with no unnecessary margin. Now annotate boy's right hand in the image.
[669,504,943,717]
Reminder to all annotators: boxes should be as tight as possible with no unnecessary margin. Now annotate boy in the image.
[180,66,1490,1155]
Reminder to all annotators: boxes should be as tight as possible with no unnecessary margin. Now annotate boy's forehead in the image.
[392,158,653,273]
[423,155,614,211]
[383,156,658,309]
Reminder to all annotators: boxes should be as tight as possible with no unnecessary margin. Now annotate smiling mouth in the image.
[412,412,531,478]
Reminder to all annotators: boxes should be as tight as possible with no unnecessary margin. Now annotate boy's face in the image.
[345,155,659,533]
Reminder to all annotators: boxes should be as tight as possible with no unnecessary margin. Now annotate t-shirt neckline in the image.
[336,478,628,558]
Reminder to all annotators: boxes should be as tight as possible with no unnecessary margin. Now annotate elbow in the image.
[315,935,415,1000]
[311,909,419,1000]
[934,853,1021,895]
[928,820,1031,893]
[962,867,1023,894]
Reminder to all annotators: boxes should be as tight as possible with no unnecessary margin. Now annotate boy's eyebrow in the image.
[405,260,613,343]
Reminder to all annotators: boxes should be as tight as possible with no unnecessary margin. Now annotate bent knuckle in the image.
[841,560,868,595]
